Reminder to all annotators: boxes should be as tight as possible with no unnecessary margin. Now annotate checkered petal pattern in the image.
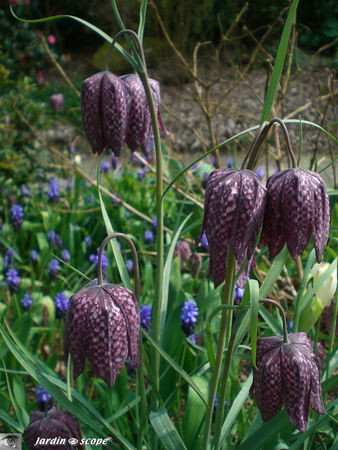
[122,75,168,152]
[260,169,330,261]
[253,332,325,432]
[81,71,129,156]
[64,280,140,388]
[196,169,266,287]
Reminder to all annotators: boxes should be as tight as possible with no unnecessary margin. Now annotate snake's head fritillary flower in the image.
[121,74,168,152]
[253,332,325,432]
[260,169,330,261]
[24,407,81,450]
[64,280,140,387]
[175,240,192,265]
[196,169,266,288]
[81,71,129,156]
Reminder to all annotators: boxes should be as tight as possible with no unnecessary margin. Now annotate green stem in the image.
[201,251,236,450]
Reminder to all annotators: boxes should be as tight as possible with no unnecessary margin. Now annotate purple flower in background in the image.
[47,230,63,248]
[66,179,73,190]
[152,217,157,232]
[84,236,92,247]
[256,166,265,180]
[68,145,76,155]
[253,332,325,432]
[81,71,129,156]
[54,291,69,317]
[260,169,330,262]
[89,249,108,271]
[35,385,53,410]
[196,169,266,288]
[24,408,81,448]
[30,250,38,263]
[6,268,20,291]
[47,178,60,202]
[64,280,140,387]
[181,299,199,336]
[202,172,209,189]
[21,293,32,311]
[125,259,134,275]
[140,305,152,333]
[61,249,70,263]
[199,233,209,250]
[101,161,110,173]
[111,155,119,169]
[49,93,64,111]
[137,168,147,181]
[130,153,144,167]
[21,185,30,197]
[3,248,15,271]
[227,157,234,168]
[144,230,154,244]
[211,155,217,168]
[188,334,198,345]
[10,204,24,230]
[49,258,60,279]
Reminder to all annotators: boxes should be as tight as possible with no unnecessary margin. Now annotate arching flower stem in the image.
[259,298,289,344]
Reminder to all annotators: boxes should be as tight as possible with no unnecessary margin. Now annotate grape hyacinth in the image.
[10,204,24,230]
[35,385,53,411]
[54,292,69,317]
[30,250,38,263]
[101,160,110,173]
[21,185,31,197]
[125,259,134,275]
[47,178,60,202]
[47,230,63,248]
[6,268,20,291]
[61,249,70,263]
[260,169,330,262]
[89,249,108,271]
[144,229,154,244]
[196,169,266,288]
[181,299,199,336]
[3,248,15,271]
[253,332,325,432]
[140,305,152,333]
[49,258,60,280]
[84,236,92,247]
[199,233,209,250]
[21,293,33,311]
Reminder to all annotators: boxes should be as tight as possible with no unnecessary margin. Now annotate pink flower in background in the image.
[37,70,45,85]
[24,0,30,4]
[47,34,56,45]
[10,0,18,6]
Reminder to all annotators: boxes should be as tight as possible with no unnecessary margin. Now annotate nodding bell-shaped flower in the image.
[81,71,129,156]
[24,407,82,450]
[121,74,168,152]
[64,279,140,387]
[260,169,330,261]
[253,332,325,432]
[196,169,266,287]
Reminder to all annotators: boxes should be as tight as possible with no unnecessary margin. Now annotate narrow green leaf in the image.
[259,245,288,298]
[249,281,260,369]
[97,153,132,291]
[261,0,299,121]
[1,360,25,431]
[160,214,192,344]
[219,373,253,447]
[137,0,148,43]
[284,119,338,145]
[142,330,207,406]
[0,410,22,433]
[150,407,187,450]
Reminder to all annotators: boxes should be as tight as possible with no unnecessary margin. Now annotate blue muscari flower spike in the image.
[200,233,209,250]
[137,168,147,181]
[21,293,33,311]
[47,231,63,248]
[54,292,69,317]
[89,249,108,270]
[61,249,70,263]
[30,250,38,262]
[144,229,154,244]
[101,161,110,173]
[3,248,15,271]
[256,166,265,180]
[47,178,60,201]
[152,217,157,232]
[21,185,30,197]
[49,258,60,279]
[6,268,20,291]
[140,305,152,333]
[35,385,53,411]
[125,259,134,275]
[10,204,24,230]
[111,155,119,170]
[181,299,199,336]
[84,236,92,247]
[68,145,76,155]
[227,157,234,168]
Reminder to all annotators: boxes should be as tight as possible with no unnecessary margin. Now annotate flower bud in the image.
[310,261,337,308]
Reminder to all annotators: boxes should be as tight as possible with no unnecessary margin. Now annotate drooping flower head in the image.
[24,407,81,450]
[260,169,330,261]
[49,93,64,111]
[64,280,140,387]
[196,169,266,288]
[81,71,129,156]
[253,332,325,432]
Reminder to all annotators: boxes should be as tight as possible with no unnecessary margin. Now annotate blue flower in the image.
[84,236,92,247]
[47,178,60,201]
[21,185,31,197]
[66,179,73,190]
[54,291,69,317]
[144,230,154,244]
[68,145,76,155]
[200,233,209,250]
[6,268,20,291]
[256,166,265,180]
[21,293,32,311]
[101,161,110,173]
[140,305,152,333]
[89,249,108,271]
[188,334,198,345]
[211,155,217,168]
[3,248,15,271]
[152,217,157,232]
[30,250,38,263]
[10,204,24,231]
[125,259,134,275]
[47,231,63,248]
[111,155,119,170]
[61,249,70,263]
[49,258,60,279]
[234,285,245,305]
[137,168,147,181]
[35,385,53,410]
[181,299,199,336]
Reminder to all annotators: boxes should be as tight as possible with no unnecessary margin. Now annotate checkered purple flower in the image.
[196,169,266,288]
[10,204,24,230]
[64,280,140,387]
[260,169,330,262]
[81,71,129,156]
[253,332,325,432]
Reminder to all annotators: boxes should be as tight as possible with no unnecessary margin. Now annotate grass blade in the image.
[150,407,187,450]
